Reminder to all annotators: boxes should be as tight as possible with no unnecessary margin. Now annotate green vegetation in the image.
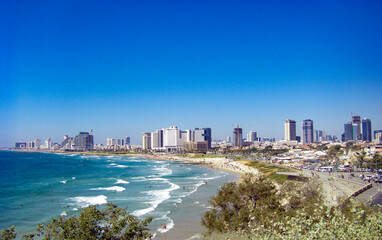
[243,160,297,183]
[1,203,152,240]
[202,174,382,240]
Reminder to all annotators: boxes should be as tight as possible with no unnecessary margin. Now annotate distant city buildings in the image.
[362,118,372,142]
[142,126,212,152]
[284,119,296,141]
[343,115,373,143]
[74,132,94,150]
[247,131,258,142]
[233,125,243,147]
[352,115,361,140]
[302,119,314,144]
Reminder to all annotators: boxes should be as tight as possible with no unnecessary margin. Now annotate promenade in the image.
[279,169,382,206]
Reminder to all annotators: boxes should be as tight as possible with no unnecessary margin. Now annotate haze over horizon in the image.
[1,0,382,147]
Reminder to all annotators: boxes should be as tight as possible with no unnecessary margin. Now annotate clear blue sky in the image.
[1,0,382,147]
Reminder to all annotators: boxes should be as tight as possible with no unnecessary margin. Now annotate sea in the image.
[0,151,239,238]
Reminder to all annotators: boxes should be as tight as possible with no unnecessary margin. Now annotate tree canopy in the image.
[1,203,153,240]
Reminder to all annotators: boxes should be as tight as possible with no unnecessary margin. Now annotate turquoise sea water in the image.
[0,151,239,237]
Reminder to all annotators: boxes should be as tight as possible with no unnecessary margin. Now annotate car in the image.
[364,175,373,181]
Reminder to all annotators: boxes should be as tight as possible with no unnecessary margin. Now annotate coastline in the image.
[10,149,259,177]
[7,150,247,239]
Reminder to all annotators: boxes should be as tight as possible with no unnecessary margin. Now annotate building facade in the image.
[142,132,151,150]
[247,131,258,142]
[352,115,361,140]
[361,118,372,142]
[302,119,314,144]
[74,132,94,150]
[194,128,212,149]
[284,119,296,141]
[344,122,353,142]
[233,126,243,147]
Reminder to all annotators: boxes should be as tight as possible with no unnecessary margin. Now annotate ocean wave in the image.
[115,179,129,184]
[132,182,180,217]
[60,211,67,216]
[108,163,128,168]
[131,176,146,181]
[90,186,126,192]
[153,165,173,177]
[71,195,107,207]
[60,180,67,184]
[156,213,174,233]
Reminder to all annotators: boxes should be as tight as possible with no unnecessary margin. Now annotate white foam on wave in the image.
[153,164,172,177]
[115,179,130,184]
[115,164,128,168]
[73,208,78,211]
[72,177,76,180]
[60,180,67,184]
[108,163,128,168]
[132,181,180,217]
[71,195,107,207]
[131,176,146,181]
[91,186,126,192]
[156,211,174,233]
[60,211,67,216]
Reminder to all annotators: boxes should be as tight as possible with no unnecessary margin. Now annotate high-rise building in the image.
[352,124,359,141]
[15,142,26,149]
[45,138,52,150]
[162,126,187,150]
[352,115,361,140]
[344,123,353,142]
[151,129,163,149]
[60,135,74,149]
[233,126,243,147]
[142,132,151,150]
[247,131,257,142]
[74,132,94,150]
[34,139,41,149]
[124,137,130,145]
[284,119,296,141]
[361,118,372,142]
[315,130,324,142]
[374,130,382,140]
[194,128,212,149]
[302,119,314,144]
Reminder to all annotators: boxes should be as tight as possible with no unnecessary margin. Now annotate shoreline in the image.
[10,149,258,178]
[7,150,248,239]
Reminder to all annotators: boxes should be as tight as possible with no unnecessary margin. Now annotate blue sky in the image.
[1,0,382,146]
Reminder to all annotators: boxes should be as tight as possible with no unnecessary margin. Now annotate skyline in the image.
[2,0,382,147]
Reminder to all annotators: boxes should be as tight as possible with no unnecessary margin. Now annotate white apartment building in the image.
[247,131,257,142]
[284,119,296,141]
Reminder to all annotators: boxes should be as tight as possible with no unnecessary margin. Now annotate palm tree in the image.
[355,151,367,170]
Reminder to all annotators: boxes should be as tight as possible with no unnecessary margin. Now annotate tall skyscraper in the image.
[247,131,257,142]
[233,126,243,147]
[352,115,361,140]
[361,118,372,142]
[194,128,212,149]
[124,136,130,145]
[344,123,353,142]
[142,132,151,150]
[284,119,296,141]
[315,130,324,142]
[302,119,314,144]
[74,132,94,150]
[151,129,163,149]
[374,130,382,140]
